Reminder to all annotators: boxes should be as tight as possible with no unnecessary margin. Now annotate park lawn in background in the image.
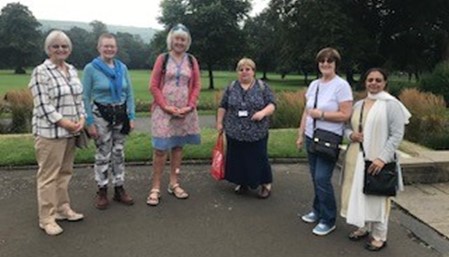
[0,69,307,99]
[1,68,416,102]
[0,128,303,167]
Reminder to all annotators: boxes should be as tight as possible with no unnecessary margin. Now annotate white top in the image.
[305,75,353,137]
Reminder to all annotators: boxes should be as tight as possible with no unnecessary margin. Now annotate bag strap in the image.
[358,101,366,158]
[358,101,396,161]
[312,84,320,131]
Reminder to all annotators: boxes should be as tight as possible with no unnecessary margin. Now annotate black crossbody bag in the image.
[359,101,398,196]
[309,84,342,162]
[94,101,130,135]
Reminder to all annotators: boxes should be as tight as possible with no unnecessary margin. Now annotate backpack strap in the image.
[187,54,194,69]
[161,53,170,74]
[257,79,266,91]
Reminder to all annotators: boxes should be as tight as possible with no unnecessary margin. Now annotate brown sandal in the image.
[365,239,387,251]
[167,183,189,199]
[146,189,160,206]
[348,230,369,241]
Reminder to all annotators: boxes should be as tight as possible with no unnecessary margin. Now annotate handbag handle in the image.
[215,132,223,151]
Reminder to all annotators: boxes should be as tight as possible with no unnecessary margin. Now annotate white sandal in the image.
[146,189,160,206]
[167,183,189,199]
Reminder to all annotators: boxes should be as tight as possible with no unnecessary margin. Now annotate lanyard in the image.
[174,55,186,87]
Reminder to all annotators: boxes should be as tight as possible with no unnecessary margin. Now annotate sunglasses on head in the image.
[172,24,189,33]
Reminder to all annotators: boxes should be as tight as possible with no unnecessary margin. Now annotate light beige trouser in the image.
[35,136,75,225]
[359,212,390,242]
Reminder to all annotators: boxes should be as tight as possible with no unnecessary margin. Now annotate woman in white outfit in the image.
[340,68,411,251]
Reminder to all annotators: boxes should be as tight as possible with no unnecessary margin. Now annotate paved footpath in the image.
[0,163,447,257]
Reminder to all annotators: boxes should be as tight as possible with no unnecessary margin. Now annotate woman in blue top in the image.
[83,33,136,210]
[217,58,276,198]
[296,47,353,236]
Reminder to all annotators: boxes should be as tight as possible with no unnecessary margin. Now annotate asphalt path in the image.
[0,163,441,257]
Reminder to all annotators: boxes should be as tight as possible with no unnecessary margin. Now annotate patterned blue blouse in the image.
[220,80,276,142]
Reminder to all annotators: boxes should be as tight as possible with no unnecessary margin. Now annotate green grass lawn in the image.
[0,68,417,103]
[0,69,307,109]
[0,128,303,167]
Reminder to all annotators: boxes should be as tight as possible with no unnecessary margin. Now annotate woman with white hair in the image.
[146,24,201,206]
[28,30,85,236]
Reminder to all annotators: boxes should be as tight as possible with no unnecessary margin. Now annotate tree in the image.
[244,11,280,80]
[116,32,151,69]
[379,0,449,79]
[158,0,251,89]
[65,26,95,68]
[0,3,41,74]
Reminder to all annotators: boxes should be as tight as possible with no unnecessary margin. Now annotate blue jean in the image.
[305,137,337,226]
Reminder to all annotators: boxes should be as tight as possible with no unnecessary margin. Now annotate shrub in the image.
[399,88,449,149]
[271,90,305,128]
[135,99,151,112]
[2,89,33,133]
[419,61,449,105]
[0,97,9,133]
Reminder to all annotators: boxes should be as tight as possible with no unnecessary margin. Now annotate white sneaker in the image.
[55,208,84,222]
[301,211,318,223]
[39,222,63,236]
[312,223,336,236]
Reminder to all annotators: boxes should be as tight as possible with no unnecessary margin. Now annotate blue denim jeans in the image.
[305,137,337,227]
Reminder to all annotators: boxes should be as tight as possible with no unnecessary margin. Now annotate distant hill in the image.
[38,19,158,43]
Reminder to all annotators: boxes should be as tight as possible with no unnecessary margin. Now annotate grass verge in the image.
[0,128,304,167]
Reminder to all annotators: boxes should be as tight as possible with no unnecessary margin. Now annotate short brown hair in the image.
[315,47,341,69]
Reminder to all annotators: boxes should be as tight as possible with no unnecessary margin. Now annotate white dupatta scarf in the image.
[346,91,411,227]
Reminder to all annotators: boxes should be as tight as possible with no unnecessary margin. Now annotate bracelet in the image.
[320,111,325,120]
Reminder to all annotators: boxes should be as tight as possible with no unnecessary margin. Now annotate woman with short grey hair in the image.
[29,30,85,236]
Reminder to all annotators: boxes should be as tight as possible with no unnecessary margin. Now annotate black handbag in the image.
[358,101,398,196]
[308,84,342,162]
[94,102,130,135]
[363,160,397,196]
[310,128,342,162]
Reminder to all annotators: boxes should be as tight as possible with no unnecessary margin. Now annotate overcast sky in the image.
[0,0,269,29]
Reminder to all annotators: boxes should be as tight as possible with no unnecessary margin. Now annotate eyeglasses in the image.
[51,44,69,49]
[367,78,384,83]
[318,58,335,64]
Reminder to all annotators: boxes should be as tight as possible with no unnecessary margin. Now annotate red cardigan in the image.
[149,53,201,109]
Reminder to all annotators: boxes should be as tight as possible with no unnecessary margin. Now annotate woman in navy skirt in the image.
[216,58,276,198]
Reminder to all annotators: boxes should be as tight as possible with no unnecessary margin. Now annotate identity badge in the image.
[238,110,249,117]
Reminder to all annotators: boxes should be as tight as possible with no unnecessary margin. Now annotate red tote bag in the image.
[210,133,225,180]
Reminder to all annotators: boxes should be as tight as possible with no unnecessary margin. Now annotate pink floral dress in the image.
[151,55,201,150]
